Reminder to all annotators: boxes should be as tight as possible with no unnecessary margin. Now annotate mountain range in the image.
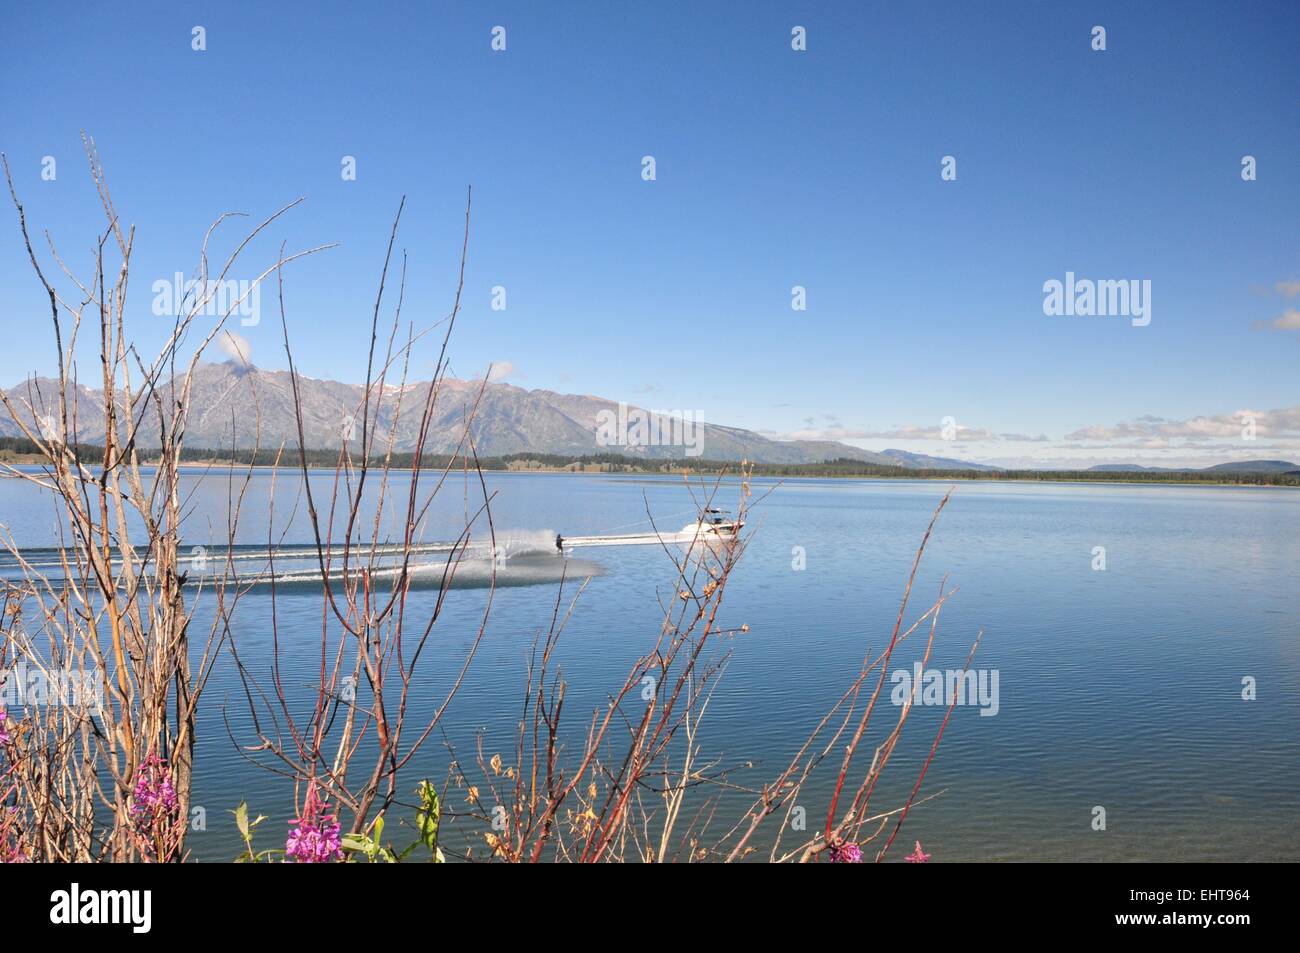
[0,361,984,468]
[4,363,1294,474]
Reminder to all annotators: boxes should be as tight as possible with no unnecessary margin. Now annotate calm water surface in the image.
[2,469,1297,861]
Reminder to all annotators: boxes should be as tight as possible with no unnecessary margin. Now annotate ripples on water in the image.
[2,470,1296,861]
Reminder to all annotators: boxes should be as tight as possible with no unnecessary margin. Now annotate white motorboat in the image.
[678,508,743,539]
[557,508,743,553]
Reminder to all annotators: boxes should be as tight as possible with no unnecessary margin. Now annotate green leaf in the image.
[232,801,250,839]
[341,833,374,854]
[415,780,441,855]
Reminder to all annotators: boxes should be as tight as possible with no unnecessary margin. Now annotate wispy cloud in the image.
[485,360,515,382]
[1249,281,1300,331]
[1065,406,1300,442]
[217,330,252,366]
[765,423,997,442]
[1252,308,1300,332]
[998,432,1051,443]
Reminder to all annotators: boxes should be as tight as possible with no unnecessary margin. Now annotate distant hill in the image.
[0,362,992,469]
[881,449,1001,471]
[1199,460,1299,474]
[1089,460,1298,474]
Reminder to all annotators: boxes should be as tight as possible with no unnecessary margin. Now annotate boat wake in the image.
[0,517,736,591]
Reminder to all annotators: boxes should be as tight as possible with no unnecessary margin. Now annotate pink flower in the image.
[904,840,931,863]
[829,840,863,863]
[0,708,10,747]
[285,783,342,863]
[130,752,179,830]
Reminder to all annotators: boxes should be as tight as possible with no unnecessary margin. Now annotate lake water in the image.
[2,468,1297,862]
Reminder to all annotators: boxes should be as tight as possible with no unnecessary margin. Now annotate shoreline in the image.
[4,457,1297,490]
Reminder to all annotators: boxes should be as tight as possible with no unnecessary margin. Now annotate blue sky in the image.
[1,0,1297,466]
